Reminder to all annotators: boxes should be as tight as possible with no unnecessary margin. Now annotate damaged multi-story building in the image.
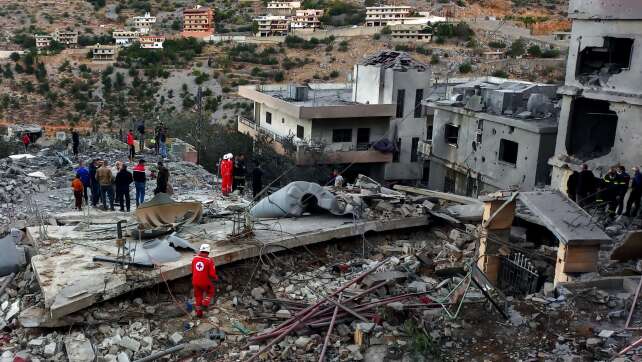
[549,0,642,188]
[238,51,431,182]
[423,77,559,196]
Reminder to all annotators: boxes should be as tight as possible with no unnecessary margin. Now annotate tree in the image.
[507,38,526,57]
[380,26,392,35]
[491,69,508,78]
[9,52,20,62]
[251,21,259,35]
[430,54,439,64]
[458,62,472,73]
[527,44,542,57]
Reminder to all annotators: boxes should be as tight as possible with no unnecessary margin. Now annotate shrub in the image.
[488,40,506,49]
[458,62,472,73]
[491,69,508,78]
[416,46,432,55]
[507,38,526,57]
[394,44,410,51]
[329,70,340,78]
[527,44,542,57]
[541,48,560,58]
[430,54,439,64]
[380,26,392,35]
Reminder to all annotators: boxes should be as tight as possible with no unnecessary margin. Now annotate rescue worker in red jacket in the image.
[192,244,218,317]
[126,129,135,162]
[220,153,234,196]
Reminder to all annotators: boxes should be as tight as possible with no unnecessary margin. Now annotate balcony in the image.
[295,144,393,166]
[237,116,288,155]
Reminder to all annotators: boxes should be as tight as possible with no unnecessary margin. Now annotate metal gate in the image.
[498,252,539,296]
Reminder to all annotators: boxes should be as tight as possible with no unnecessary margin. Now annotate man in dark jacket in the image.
[616,165,630,215]
[626,166,642,217]
[251,162,264,199]
[603,167,619,218]
[72,130,80,157]
[115,164,134,212]
[233,153,247,192]
[88,159,101,207]
[154,161,169,194]
[576,164,596,207]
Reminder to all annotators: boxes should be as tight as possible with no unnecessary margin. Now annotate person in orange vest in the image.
[21,133,30,153]
[127,129,135,162]
[220,153,234,196]
[191,244,218,318]
[71,174,84,211]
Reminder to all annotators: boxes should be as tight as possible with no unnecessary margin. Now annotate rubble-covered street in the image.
[0,135,640,362]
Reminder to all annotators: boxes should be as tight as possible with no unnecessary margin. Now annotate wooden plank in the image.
[31,215,430,320]
[392,185,482,205]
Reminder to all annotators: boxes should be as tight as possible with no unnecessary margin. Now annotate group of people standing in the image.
[219,153,263,198]
[568,164,642,218]
[71,158,171,212]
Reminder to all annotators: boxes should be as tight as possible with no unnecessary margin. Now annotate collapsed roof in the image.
[359,50,429,72]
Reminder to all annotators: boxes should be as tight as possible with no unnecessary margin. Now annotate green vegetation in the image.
[282,57,312,70]
[507,38,526,57]
[491,69,508,78]
[380,26,392,35]
[284,35,334,49]
[318,0,365,26]
[488,41,506,49]
[433,22,474,40]
[86,0,106,9]
[404,320,441,360]
[459,62,472,73]
[78,34,114,47]
[227,44,278,65]
[527,44,542,57]
[416,46,433,55]
[430,54,439,64]
[338,40,348,52]
[118,38,204,68]
[394,44,410,52]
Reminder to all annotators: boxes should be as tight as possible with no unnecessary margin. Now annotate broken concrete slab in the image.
[135,193,203,227]
[29,215,429,321]
[362,271,408,288]
[64,334,95,362]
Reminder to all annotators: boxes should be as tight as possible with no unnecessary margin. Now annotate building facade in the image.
[91,44,118,62]
[425,78,559,196]
[254,15,290,37]
[139,35,165,49]
[35,35,52,49]
[113,30,140,47]
[291,9,324,29]
[181,6,214,38]
[52,29,78,47]
[237,51,431,183]
[131,12,156,34]
[549,0,642,190]
[266,1,301,16]
[389,24,431,42]
[365,5,413,27]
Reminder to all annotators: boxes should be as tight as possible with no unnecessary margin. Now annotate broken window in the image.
[356,128,370,150]
[476,120,483,144]
[393,138,401,162]
[414,89,424,118]
[499,139,518,165]
[444,124,459,146]
[411,137,419,162]
[566,98,618,160]
[296,125,304,139]
[265,111,272,125]
[332,129,352,143]
[396,89,405,118]
[576,37,634,76]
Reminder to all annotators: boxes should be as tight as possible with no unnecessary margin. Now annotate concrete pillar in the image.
[478,192,516,285]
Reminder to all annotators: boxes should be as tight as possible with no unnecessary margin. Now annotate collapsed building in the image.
[423,77,559,196]
[549,0,642,188]
[238,51,432,183]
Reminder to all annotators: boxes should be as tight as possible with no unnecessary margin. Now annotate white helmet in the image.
[199,244,211,253]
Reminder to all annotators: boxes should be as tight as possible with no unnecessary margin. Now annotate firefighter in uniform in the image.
[191,244,218,318]
[603,167,619,218]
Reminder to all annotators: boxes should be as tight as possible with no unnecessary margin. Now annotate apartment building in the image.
[254,15,290,37]
[113,30,140,47]
[34,35,51,49]
[238,51,431,182]
[91,44,118,62]
[365,5,413,27]
[131,12,156,34]
[139,35,165,49]
[181,5,214,38]
[52,29,78,47]
[424,78,559,196]
[549,0,642,191]
[390,24,431,42]
[291,9,324,29]
[266,1,301,16]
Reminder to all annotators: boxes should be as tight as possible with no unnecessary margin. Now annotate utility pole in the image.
[196,86,203,165]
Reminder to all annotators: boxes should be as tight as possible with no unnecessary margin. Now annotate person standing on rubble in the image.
[158,126,168,160]
[576,164,596,207]
[625,166,642,217]
[97,160,115,211]
[115,164,133,212]
[137,121,145,153]
[602,167,619,218]
[71,174,84,211]
[75,161,90,205]
[191,244,218,318]
[71,129,80,158]
[89,159,101,207]
[154,161,170,195]
[220,153,233,196]
[132,159,147,207]
[21,133,30,153]
[233,153,247,193]
[616,165,630,215]
[153,124,161,155]
[251,162,264,199]
[127,129,135,162]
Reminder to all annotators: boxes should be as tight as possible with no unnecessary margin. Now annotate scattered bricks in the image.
[43,342,56,356]
[115,336,140,352]
[362,271,407,288]
[169,332,183,345]
[65,335,95,362]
